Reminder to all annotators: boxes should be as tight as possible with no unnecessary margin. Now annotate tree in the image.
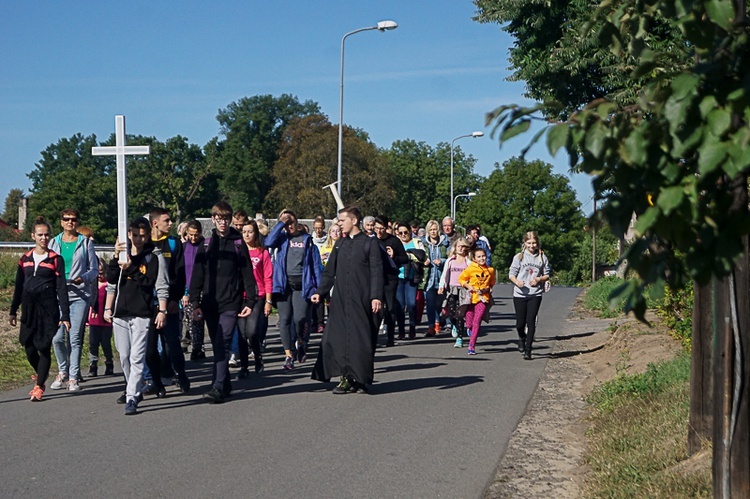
[2,188,24,229]
[266,115,396,218]
[125,135,215,223]
[473,0,690,120]
[212,94,321,214]
[482,1,750,493]
[384,139,480,224]
[463,157,585,272]
[27,134,117,241]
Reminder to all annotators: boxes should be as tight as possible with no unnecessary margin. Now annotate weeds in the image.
[583,353,711,497]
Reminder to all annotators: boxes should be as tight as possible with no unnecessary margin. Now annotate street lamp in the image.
[337,20,398,200]
[450,131,483,219]
[452,192,477,225]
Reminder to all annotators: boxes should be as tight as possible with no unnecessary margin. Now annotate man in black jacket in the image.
[189,201,257,404]
[373,215,409,347]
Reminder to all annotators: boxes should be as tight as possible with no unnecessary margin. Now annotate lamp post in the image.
[450,131,483,220]
[337,20,398,200]
[452,192,477,225]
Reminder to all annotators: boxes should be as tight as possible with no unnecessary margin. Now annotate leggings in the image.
[276,284,311,352]
[513,295,543,352]
[464,301,488,349]
[89,325,113,364]
[237,300,264,369]
[25,342,53,387]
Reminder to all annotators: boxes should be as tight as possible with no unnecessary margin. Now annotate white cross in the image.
[91,115,150,262]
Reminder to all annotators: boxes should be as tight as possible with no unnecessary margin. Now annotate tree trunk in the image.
[688,280,713,454]
[712,234,750,498]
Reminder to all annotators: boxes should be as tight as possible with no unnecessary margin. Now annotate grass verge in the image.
[582,353,711,497]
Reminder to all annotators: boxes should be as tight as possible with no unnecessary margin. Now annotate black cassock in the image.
[311,232,384,385]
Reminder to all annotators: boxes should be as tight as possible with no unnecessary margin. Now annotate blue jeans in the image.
[425,288,440,324]
[395,278,417,333]
[52,298,87,378]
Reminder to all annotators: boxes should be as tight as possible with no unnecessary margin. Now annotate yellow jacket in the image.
[458,262,496,304]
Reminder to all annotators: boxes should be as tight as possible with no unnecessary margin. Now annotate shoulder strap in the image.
[168,236,177,254]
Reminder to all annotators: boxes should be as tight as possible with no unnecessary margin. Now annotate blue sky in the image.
[0,1,595,218]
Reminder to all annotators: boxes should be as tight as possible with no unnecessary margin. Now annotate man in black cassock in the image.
[311,206,383,394]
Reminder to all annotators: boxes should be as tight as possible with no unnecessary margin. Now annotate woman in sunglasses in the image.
[48,208,98,391]
[394,222,427,340]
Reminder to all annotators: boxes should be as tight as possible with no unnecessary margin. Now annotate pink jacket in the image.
[248,247,273,297]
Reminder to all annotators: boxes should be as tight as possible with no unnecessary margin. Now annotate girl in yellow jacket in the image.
[458,248,496,355]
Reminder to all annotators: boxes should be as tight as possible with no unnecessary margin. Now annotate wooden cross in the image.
[91,115,150,262]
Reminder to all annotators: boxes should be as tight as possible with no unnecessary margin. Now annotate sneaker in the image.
[50,372,68,390]
[283,356,294,370]
[397,333,405,341]
[104,362,115,376]
[228,353,238,368]
[425,325,436,337]
[408,325,416,340]
[468,347,477,356]
[517,340,525,352]
[332,376,351,395]
[203,387,225,404]
[350,381,369,394]
[161,376,174,387]
[523,351,532,361]
[466,329,472,338]
[451,325,458,338]
[116,391,127,404]
[317,324,325,334]
[30,385,45,401]
[67,379,81,392]
[124,400,138,415]
[254,356,264,374]
[237,368,250,379]
[76,372,85,383]
[88,363,98,377]
[454,337,463,348]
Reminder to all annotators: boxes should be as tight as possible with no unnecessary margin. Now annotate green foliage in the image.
[384,139,480,224]
[656,280,694,351]
[583,276,660,317]
[482,0,750,320]
[0,255,18,289]
[212,94,321,214]
[463,156,585,274]
[266,115,396,218]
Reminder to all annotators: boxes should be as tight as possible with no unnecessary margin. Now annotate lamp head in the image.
[377,20,398,31]
[471,131,484,138]
[468,192,477,197]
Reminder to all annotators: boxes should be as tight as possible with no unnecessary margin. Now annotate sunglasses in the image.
[397,231,410,236]
[61,217,78,222]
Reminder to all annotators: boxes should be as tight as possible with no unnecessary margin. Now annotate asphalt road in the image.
[0,284,581,498]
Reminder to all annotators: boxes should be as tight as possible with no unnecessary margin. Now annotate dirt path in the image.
[485,310,682,498]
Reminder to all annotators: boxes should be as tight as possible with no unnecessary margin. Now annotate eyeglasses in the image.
[397,231,410,236]
[213,217,230,223]
[61,217,78,222]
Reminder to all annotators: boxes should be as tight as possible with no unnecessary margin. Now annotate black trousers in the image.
[513,295,543,352]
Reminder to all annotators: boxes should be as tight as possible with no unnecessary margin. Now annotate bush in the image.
[655,281,693,351]
[0,255,18,289]
[582,276,660,317]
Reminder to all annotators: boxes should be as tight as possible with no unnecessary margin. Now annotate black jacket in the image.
[108,244,159,318]
[189,228,258,314]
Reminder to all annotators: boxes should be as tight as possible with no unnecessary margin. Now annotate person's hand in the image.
[181,295,190,307]
[438,287,444,295]
[279,213,292,226]
[167,300,179,315]
[90,308,98,319]
[9,314,16,327]
[517,280,526,288]
[371,299,382,313]
[72,277,83,285]
[238,306,252,318]
[155,312,166,329]
[530,277,540,286]
[103,309,113,323]
[432,259,441,266]
[311,294,320,304]
[386,247,394,258]
[113,239,126,260]
[59,321,71,331]
[264,302,272,317]
[193,307,203,321]
[119,258,132,271]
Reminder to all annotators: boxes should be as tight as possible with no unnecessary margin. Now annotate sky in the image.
[0,1,595,218]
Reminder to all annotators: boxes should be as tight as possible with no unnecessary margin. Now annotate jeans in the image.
[52,298,87,378]
[205,310,239,392]
[425,288,440,325]
[395,278,417,333]
[146,312,186,389]
[237,300,264,369]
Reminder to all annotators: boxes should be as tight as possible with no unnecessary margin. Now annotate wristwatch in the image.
[265,300,273,305]
[158,309,168,315]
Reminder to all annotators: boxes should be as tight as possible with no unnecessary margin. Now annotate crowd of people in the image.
[9,203,551,414]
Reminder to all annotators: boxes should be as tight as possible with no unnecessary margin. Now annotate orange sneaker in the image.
[30,384,44,402]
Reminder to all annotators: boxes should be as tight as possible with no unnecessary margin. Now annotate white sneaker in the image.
[50,372,68,390]
[228,353,238,367]
[67,379,81,392]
